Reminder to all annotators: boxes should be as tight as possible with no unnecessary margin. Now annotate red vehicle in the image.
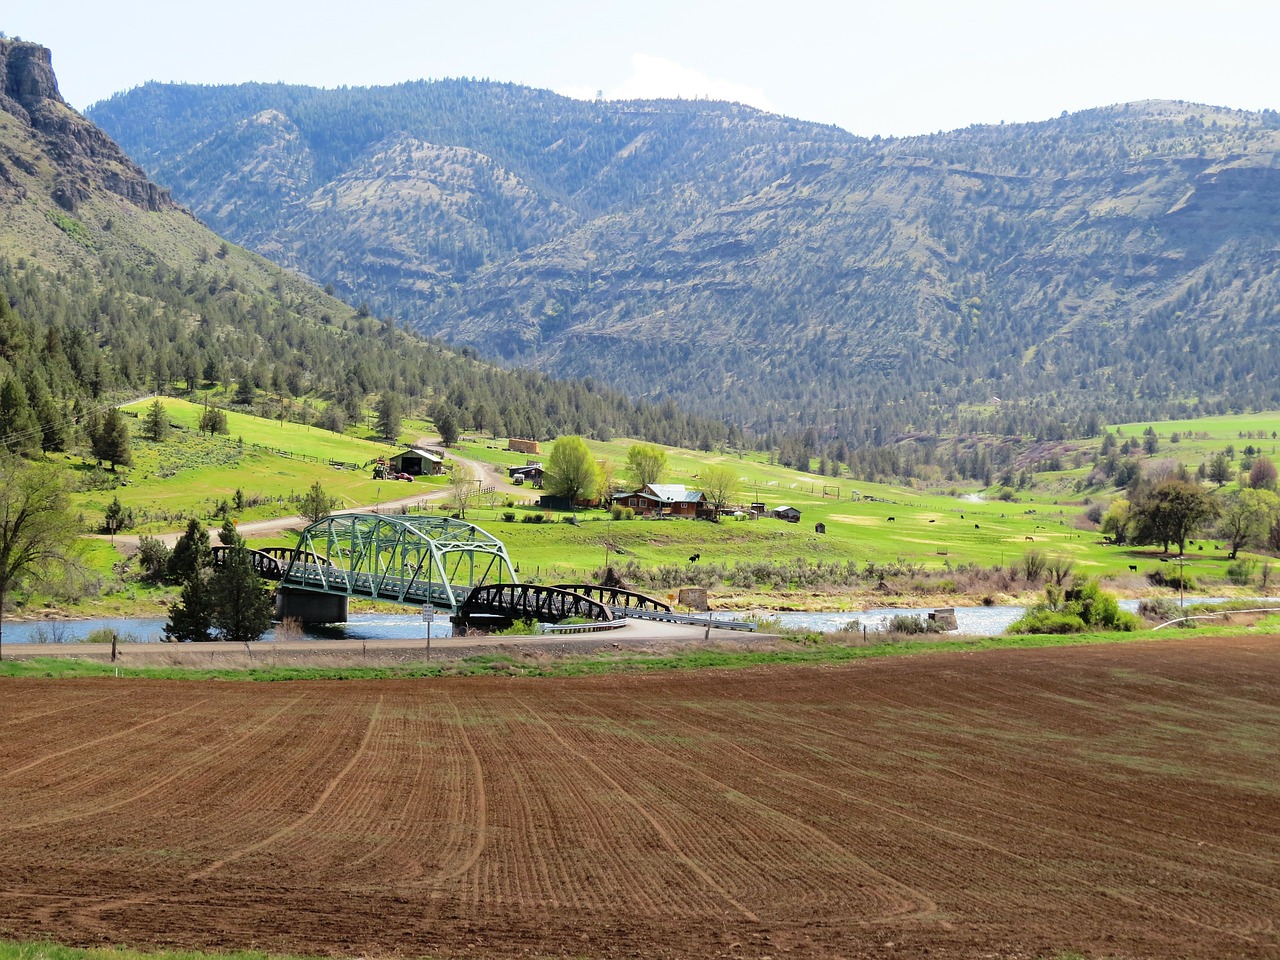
[395,472,414,481]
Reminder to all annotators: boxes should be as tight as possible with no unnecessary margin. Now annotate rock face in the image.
[0,38,174,212]
[0,40,63,112]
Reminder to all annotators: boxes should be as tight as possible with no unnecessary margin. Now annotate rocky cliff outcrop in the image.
[0,38,175,212]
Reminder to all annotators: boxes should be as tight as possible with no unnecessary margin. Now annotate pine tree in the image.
[167,519,211,585]
[33,389,65,452]
[376,391,403,442]
[164,570,215,642]
[142,399,171,442]
[90,407,132,470]
[0,377,41,456]
[209,545,274,643]
[300,480,332,523]
[435,408,459,447]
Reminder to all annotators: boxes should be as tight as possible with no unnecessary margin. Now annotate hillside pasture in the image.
[63,399,439,532]
[1,636,1276,959]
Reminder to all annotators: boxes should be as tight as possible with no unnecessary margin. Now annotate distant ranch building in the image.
[508,464,544,486]
[772,505,801,523]
[389,448,444,476]
[613,483,708,518]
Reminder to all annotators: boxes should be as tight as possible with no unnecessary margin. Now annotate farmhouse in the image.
[389,447,444,476]
[613,483,708,518]
[772,505,801,522]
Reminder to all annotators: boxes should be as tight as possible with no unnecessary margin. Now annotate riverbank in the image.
[0,619,778,669]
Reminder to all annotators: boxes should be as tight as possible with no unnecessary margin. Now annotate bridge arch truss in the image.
[280,513,517,615]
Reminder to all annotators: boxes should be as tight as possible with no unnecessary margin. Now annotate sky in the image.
[6,0,1278,138]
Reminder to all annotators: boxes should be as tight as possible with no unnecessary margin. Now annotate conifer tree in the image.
[0,377,41,457]
[164,570,214,642]
[168,519,212,584]
[89,407,132,470]
[300,480,332,524]
[209,542,274,643]
[142,399,170,442]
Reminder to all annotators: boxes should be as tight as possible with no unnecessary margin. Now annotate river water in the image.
[4,597,1270,645]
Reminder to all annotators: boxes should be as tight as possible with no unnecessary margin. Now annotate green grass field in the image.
[27,404,1280,616]
[62,398,442,532]
[449,430,1259,592]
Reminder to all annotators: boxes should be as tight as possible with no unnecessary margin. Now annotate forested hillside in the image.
[0,40,730,458]
[89,81,1280,462]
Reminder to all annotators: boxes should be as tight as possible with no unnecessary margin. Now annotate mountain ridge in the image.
[87,78,1280,450]
[0,40,732,459]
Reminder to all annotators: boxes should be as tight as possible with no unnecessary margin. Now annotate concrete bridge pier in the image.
[275,587,349,624]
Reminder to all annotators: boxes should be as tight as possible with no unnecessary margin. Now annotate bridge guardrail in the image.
[611,608,758,631]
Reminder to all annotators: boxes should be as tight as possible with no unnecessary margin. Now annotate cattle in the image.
[689,553,700,563]
[974,524,980,529]
[1129,565,1138,572]
[887,517,895,522]
[1024,536,1034,541]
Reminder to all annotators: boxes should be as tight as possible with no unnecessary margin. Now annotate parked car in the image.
[395,472,414,481]
[512,475,525,485]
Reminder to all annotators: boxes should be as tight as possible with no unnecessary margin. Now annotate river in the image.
[5,597,1272,645]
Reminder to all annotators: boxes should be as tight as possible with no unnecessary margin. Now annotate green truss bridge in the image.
[248,512,682,630]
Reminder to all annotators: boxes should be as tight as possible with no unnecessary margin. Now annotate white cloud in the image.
[558,53,778,113]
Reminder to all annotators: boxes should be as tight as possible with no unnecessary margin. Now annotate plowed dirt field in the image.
[2,636,1278,959]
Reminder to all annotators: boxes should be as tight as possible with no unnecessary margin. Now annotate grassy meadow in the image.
[60,398,441,533]
[23,403,1280,617]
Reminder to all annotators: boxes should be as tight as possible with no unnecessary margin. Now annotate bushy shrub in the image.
[1137,597,1179,621]
[1007,577,1140,634]
[609,504,635,520]
[84,627,138,645]
[884,613,945,634]
[1008,611,1087,634]
[494,618,540,636]
[135,536,172,583]
[502,511,517,523]
[1148,570,1196,591]
[1226,558,1256,586]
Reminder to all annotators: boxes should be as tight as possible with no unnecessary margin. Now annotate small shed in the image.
[389,448,444,476]
[772,505,801,523]
[815,521,826,534]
